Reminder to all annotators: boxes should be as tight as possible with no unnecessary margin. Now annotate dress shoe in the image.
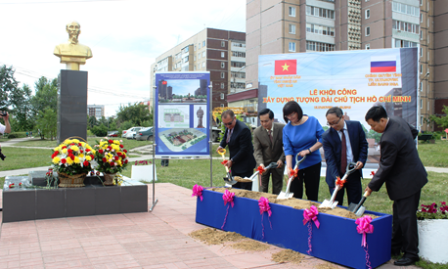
[394,256,419,266]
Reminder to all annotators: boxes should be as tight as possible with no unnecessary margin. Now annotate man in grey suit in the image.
[365,106,427,267]
[253,108,285,194]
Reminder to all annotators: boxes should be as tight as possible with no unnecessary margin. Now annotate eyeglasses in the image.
[327,117,342,126]
[223,118,235,126]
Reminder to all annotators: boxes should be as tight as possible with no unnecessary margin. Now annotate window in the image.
[420,13,423,23]
[202,51,206,57]
[420,0,423,6]
[289,24,296,34]
[366,27,370,36]
[306,23,334,36]
[288,42,296,52]
[221,83,225,89]
[365,9,370,19]
[198,53,201,60]
[419,98,423,109]
[306,6,334,19]
[221,41,225,47]
[198,43,201,49]
[221,52,225,58]
[221,72,225,79]
[420,48,423,57]
[419,82,423,92]
[365,44,370,50]
[221,62,225,68]
[420,64,423,73]
[420,31,423,40]
[231,61,245,68]
[231,51,246,57]
[194,45,196,51]
[194,65,196,71]
[289,7,296,17]
[220,93,225,100]
[203,41,206,47]
[221,104,225,108]
[202,62,205,68]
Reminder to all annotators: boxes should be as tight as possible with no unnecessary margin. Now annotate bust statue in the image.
[54,21,92,70]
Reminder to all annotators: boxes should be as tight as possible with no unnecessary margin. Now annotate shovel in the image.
[277,153,306,200]
[319,162,357,209]
[348,191,371,217]
[242,162,279,182]
[218,148,237,185]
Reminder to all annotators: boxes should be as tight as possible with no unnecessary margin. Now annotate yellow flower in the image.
[107,153,113,159]
[52,157,61,164]
[85,156,92,161]
[53,146,60,151]
[66,158,74,165]
[80,142,86,147]
[64,139,72,145]
[79,153,85,158]
[71,146,79,152]
[112,145,119,151]
[117,159,122,166]
[72,139,80,144]
[91,149,96,155]
[62,148,68,154]
[74,157,81,164]
[113,140,120,145]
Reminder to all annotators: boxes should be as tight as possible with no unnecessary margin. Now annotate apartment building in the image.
[87,104,105,120]
[150,28,246,110]
[246,0,447,131]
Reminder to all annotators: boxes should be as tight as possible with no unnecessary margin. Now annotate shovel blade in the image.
[319,199,338,209]
[277,191,293,200]
[348,202,358,212]
[355,206,366,217]
[223,177,237,185]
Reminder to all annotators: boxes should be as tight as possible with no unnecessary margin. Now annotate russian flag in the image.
[370,56,396,73]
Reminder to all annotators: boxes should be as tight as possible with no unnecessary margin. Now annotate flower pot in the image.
[418,219,448,264]
[58,172,87,188]
[103,173,116,186]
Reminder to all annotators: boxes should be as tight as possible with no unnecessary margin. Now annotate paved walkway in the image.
[0,183,418,269]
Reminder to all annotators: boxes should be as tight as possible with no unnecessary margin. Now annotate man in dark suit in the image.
[217,110,256,190]
[365,106,427,266]
[253,108,285,194]
[322,107,368,206]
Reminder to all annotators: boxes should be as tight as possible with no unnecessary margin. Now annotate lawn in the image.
[8,137,150,150]
[417,140,448,167]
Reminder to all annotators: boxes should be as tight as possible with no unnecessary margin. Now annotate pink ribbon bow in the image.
[303,205,320,228]
[356,215,374,247]
[221,190,235,230]
[191,184,204,202]
[356,215,374,269]
[303,205,320,255]
[258,197,273,239]
[223,189,235,208]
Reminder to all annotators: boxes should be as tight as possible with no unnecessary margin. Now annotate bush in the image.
[7,132,28,139]
[87,130,94,137]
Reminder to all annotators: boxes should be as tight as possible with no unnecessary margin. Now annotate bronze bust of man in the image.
[54,21,92,70]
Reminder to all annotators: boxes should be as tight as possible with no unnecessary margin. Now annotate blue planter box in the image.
[195,189,392,269]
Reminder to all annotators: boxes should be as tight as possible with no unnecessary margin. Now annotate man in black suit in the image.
[217,110,256,190]
[365,106,427,266]
[322,107,368,206]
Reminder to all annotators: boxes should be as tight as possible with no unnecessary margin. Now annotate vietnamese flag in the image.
[275,60,297,75]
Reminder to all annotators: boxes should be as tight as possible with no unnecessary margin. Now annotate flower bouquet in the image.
[417,201,448,220]
[94,139,129,185]
[51,138,96,187]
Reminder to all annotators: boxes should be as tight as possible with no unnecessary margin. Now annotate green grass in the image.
[8,137,148,150]
[417,140,448,167]
[0,147,52,170]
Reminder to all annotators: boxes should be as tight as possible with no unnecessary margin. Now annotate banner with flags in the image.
[258,48,418,164]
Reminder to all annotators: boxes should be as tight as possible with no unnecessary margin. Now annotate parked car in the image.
[135,127,154,141]
[125,127,144,139]
[107,131,119,137]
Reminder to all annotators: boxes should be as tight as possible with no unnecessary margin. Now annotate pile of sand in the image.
[189,228,244,245]
[211,188,377,220]
[231,239,270,251]
[271,249,303,264]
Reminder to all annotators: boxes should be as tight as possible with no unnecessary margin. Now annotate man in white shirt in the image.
[0,111,11,134]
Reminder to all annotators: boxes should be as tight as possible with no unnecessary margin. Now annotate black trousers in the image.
[231,170,253,190]
[328,173,362,206]
[391,190,421,259]
[260,167,284,195]
[290,162,321,201]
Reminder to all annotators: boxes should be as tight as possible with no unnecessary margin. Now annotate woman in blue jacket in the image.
[283,101,324,200]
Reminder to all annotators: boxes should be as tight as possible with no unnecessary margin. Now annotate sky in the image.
[0,0,246,117]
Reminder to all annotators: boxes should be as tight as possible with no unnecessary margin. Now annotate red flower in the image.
[96,171,101,175]
[114,156,119,161]
[61,158,67,164]
[122,154,126,158]
[110,162,115,166]
[370,171,376,176]
[120,144,124,148]
[99,149,104,154]
[80,150,83,153]
[70,143,75,146]
[336,177,347,187]
[68,149,73,154]
[9,183,14,188]
[221,160,228,165]
[62,146,67,149]
[102,158,107,163]
[19,182,23,186]
[69,154,75,160]
[108,139,114,144]
[124,159,128,164]
[83,160,89,167]
[107,146,112,151]
[123,149,127,153]
[117,152,122,156]
[78,143,82,146]
[86,149,91,152]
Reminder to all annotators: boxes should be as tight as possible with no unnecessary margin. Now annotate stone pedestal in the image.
[58,69,88,143]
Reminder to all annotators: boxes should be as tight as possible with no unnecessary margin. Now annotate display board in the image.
[154,72,211,158]
[258,48,418,164]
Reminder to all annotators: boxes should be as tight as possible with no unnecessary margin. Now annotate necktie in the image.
[268,129,273,145]
[341,129,347,174]
[226,128,233,143]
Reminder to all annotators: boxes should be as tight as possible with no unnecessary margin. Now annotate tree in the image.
[88,115,98,129]
[10,84,34,131]
[0,65,19,110]
[116,103,153,127]
[36,107,57,140]
[430,106,448,130]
